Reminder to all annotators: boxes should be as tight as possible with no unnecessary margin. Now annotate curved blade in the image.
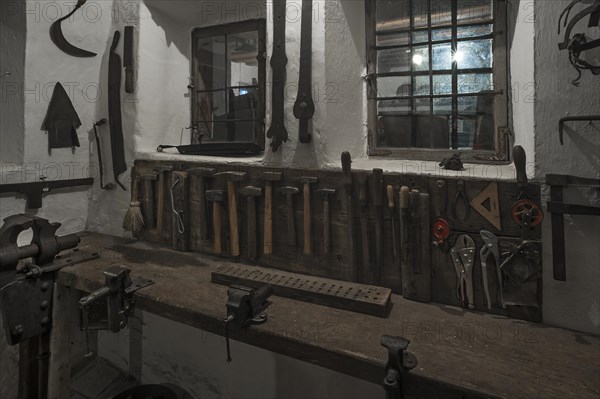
[49,1,96,58]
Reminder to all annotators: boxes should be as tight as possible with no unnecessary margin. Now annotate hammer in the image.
[277,186,300,249]
[298,176,318,255]
[153,164,174,240]
[239,186,263,260]
[214,171,247,257]
[260,171,283,256]
[206,190,224,255]
[188,167,216,242]
[315,189,336,254]
[139,174,158,230]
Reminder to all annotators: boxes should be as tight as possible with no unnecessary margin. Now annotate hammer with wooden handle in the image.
[187,167,216,242]
[153,165,174,241]
[277,186,300,249]
[315,188,336,255]
[260,171,283,256]
[239,186,263,260]
[298,176,318,255]
[214,171,247,257]
[206,190,224,255]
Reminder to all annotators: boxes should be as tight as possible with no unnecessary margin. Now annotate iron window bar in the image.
[376,19,495,36]
[196,85,259,94]
[375,32,496,50]
[375,67,493,78]
[375,90,502,102]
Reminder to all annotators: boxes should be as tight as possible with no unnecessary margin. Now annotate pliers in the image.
[451,180,470,222]
[480,230,503,309]
[450,235,476,309]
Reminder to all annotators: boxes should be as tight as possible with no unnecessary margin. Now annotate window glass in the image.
[456,39,493,69]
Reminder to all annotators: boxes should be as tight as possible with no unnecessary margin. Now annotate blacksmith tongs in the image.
[450,235,476,309]
[480,231,503,310]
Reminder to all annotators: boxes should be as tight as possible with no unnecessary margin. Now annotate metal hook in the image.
[170,177,185,234]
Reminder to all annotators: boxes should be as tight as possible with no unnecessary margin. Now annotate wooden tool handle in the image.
[264,184,273,255]
[213,203,222,254]
[303,183,311,255]
[323,199,330,254]
[247,197,257,260]
[399,186,410,209]
[387,185,395,210]
[141,179,155,229]
[156,175,165,239]
[418,193,431,303]
[513,146,528,186]
[228,180,239,257]
[286,195,296,247]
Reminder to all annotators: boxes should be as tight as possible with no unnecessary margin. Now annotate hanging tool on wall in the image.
[372,169,385,285]
[239,186,263,261]
[79,266,154,357]
[387,185,398,263]
[559,115,600,144]
[479,230,501,310]
[206,190,225,255]
[0,178,94,210]
[451,180,470,222]
[298,177,318,255]
[222,284,273,362]
[215,172,247,257]
[49,0,97,57]
[316,189,336,255]
[188,167,216,246]
[399,186,412,298]
[266,1,289,152]
[153,165,174,241]
[139,174,158,231]
[41,82,82,149]
[342,152,358,282]
[277,186,300,253]
[357,173,371,284]
[294,0,316,144]
[470,181,502,230]
[123,26,135,94]
[558,0,600,86]
[432,180,448,217]
[511,146,544,230]
[450,235,476,309]
[546,174,600,281]
[417,193,431,303]
[381,335,417,399]
[261,172,283,256]
[92,119,115,190]
[171,171,189,252]
[431,218,451,251]
[108,30,128,191]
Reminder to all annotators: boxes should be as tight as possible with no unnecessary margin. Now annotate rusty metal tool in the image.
[293,0,315,144]
[399,187,412,299]
[139,174,158,230]
[215,172,247,257]
[92,119,114,190]
[239,186,263,260]
[372,169,384,285]
[261,172,283,256]
[480,230,501,310]
[277,186,300,249]
[387,185,398,263]
[298,176,318,255]
[357,173,371,284]
[206,190,225,255]
[381,335,417,399]
[188,167,216,242]
[153,165,174,241]
[342,152,358,282]
[450,235,476,309]
[315,189,336,255]
[451,180,470,222]
[170,171,189,251]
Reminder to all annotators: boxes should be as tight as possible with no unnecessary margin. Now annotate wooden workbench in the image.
[55,233,600,399]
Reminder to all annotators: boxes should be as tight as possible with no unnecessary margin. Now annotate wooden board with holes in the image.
[212,264,392,317]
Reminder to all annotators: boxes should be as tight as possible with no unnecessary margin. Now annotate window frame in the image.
[365,0,510,163]
[191,19,267,155]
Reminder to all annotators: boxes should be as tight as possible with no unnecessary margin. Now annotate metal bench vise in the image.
[223,284,273,362]
[79,266,154,357]
[0,214,99,345]
[381,335,418,399]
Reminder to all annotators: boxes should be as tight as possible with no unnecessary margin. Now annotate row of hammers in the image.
[136,165,337,261]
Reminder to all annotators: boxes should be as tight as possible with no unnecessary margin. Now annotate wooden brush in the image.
[122,168,145,233]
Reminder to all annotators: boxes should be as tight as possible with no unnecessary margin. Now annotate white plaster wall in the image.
[0,0,26,165]
[534,0,600,334]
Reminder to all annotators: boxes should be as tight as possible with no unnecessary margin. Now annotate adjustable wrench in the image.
[480,230,504,309]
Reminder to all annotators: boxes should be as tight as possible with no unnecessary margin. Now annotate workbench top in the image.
[57,233,600,399]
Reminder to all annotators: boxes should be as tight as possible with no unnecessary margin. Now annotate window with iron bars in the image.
[366,0,510,162]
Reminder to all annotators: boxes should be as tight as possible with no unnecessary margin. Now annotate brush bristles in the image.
[123,201,145,233]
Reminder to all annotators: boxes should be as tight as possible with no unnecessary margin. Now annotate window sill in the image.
[136,151,265,166]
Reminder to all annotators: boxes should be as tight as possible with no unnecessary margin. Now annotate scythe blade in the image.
[49,0,97,58]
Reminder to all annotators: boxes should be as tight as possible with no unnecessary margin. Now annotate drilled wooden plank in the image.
[211,264,392,318]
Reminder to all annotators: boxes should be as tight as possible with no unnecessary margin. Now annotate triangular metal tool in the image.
[470,182,502,230]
